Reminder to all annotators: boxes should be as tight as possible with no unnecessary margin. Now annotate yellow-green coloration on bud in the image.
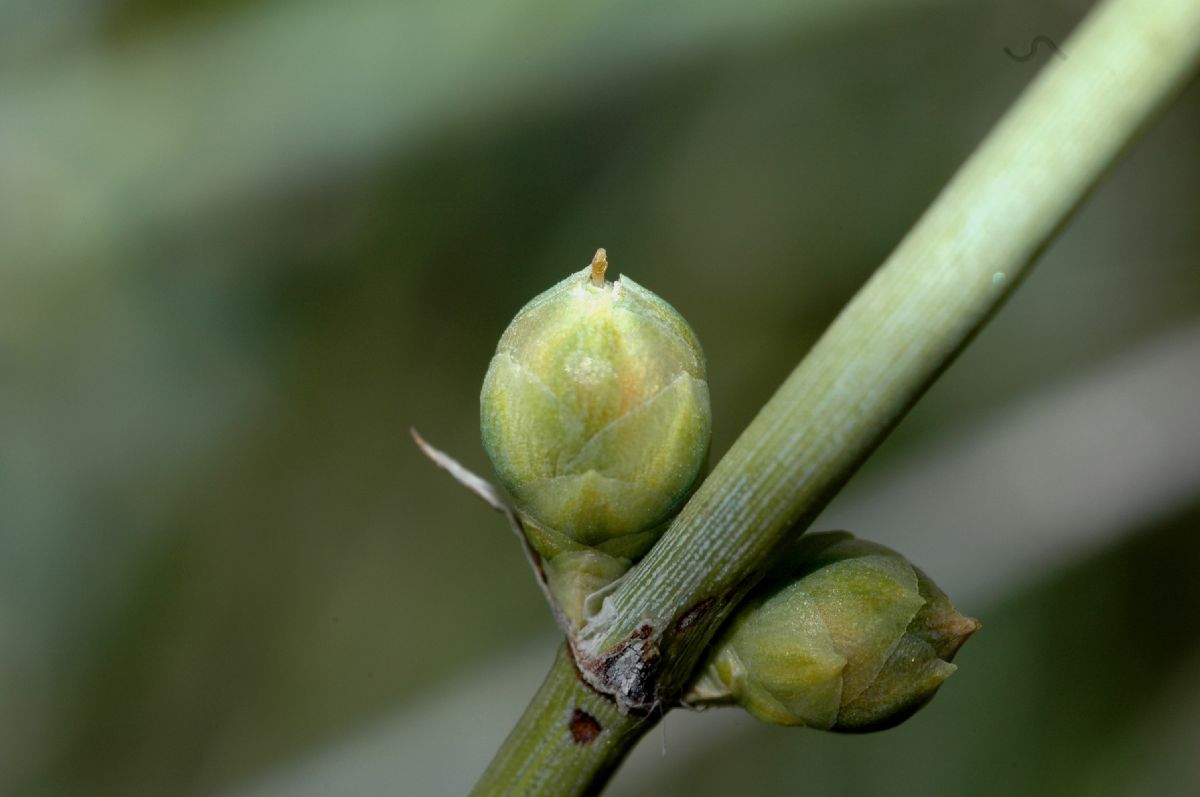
[480,250,711,564]
[685,531,979,732]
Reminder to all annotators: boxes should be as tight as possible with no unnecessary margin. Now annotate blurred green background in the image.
[2,0,1199,795]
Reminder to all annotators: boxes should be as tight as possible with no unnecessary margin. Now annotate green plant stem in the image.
[477,0,1200,792]
[471,644,651,797]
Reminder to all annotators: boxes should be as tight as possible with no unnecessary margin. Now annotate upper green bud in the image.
[480,250,711,562]
[685,532,979,732]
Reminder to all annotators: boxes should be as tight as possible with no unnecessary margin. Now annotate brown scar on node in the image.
[569,708,602,744]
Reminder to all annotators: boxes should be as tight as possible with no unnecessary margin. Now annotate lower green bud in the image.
[685,531,979,732]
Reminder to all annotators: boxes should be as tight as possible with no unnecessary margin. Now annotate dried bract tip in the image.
[590,248,608,286]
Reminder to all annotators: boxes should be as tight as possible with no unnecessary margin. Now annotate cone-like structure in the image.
[686,531,979,732]
[481,250,711,623]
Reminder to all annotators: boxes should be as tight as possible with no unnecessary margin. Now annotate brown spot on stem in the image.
[569,709,602,744]
[674,597,714,633]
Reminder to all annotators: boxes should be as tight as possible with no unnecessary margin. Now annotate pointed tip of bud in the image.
[590,248,608,286]
[929,613,982,661]
[912,566,982,662]
[942,614,982,640]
